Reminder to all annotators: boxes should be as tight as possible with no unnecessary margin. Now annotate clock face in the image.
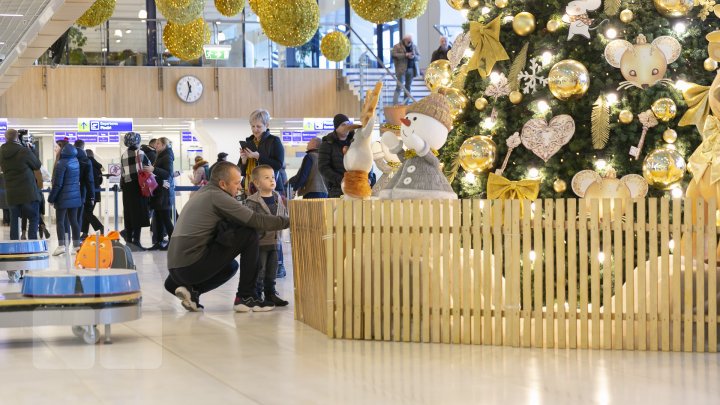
[176,75,203,103]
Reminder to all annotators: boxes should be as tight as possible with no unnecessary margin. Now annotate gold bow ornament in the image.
[467,16,510,78]
[487,172,540,200]
[688,115,720,185]
[678,82,711,132]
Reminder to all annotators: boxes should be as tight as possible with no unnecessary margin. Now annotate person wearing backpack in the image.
[120,132,153,251]
[289,137,327,199]
[189,156,209,192]
[81,149,104,238]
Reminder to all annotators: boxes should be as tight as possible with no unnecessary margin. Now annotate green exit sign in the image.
[204,45,231,60]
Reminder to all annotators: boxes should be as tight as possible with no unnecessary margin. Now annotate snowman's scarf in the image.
[404,149,439,160]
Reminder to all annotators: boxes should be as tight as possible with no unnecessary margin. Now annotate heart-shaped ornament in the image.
[520,114,576,162]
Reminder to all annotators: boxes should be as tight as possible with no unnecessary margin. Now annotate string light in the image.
[598,252,605,262]
[675,80,691,91]
[464,172,476,183]
[529,251,537,262]
[483,117,496,129]
[605,93,618,105]
[537,100,550,113]
[528,167,540,179]
[595,159,607,171]
[605,28,617,39]
[671,187,683,199]
[481,7,490,14]
[489,71,501,84]
[541,51,552,66]
[673,22,686,34]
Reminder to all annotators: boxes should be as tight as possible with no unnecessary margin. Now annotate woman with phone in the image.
[238,109,285,196]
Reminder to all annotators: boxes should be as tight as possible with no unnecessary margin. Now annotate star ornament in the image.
[467,16,509,78]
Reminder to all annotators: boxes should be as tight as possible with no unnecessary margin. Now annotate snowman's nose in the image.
[400,118,411,126]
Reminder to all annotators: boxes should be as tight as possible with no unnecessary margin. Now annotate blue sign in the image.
[0,118,7,132]
[281,131,292,142]
[54,132,77,142]
[181,131,198,142]
[282,130,324,143]
[302,131,320,142]
[78,118,133,133]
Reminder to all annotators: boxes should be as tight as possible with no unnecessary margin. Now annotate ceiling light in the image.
[125,29,132,34]
[138,10,147,19]
[115,39,121,43]
[218,32,226,41]
[114,29,122,37]
[0,14,23,17]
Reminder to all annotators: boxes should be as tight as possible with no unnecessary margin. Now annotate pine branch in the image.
[446,152,461,184]
[508,42,529,92]
[604,0,620,16]
[591,96,610,150]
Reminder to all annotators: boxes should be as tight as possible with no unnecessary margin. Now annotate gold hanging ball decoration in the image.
[651,98,677,122]
[439,87,468,118]
[548,59,590,101]
[642,147,686,189]
[619,9,634,23]
[215,0,245,17]
[663,129,678,144]
[459,136,497,173]
[76,0,116,27]
[320,32,351,62]
[513,12,536,36]
[350,0,413,24]
[509,90,523,104]
[450,64,468,90]
[704,57,719,71]
[553,179,567,193]
[653,0,694,17]
[446,0,464,10]
[163,18,210,61]
[546,19,560,33]
[475,97,488,111]
[258,0,319,47]
[403,0,428,19]
[425,60,453,92]
[619,109,634,124]
[468,0,480,8]
[249,0,259,13]
[157,0,205,24]
[494,0,508,8]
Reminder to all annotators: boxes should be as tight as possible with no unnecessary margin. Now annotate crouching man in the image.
[164,161,289,312]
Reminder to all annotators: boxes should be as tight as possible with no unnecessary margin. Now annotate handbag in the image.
[136,152,158,197]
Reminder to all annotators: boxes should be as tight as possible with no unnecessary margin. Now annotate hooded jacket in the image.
[151,147,176,210]
[318,130,354,198]
[48,144,82,209]
[75,147,95,203]
[0,141,41,205]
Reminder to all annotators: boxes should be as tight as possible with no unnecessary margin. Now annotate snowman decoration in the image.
[378,93,457,200]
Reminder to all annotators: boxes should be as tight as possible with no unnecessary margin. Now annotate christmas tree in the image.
[439,0,717,199]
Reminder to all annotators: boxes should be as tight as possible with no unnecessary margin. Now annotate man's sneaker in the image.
[233,296,275,313]
[265,293,289,307]
[52,246,66,256]
[175,286,202,312]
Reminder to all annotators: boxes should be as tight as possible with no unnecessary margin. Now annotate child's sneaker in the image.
[265,292,288,307]
[175,286,202,312]
[233,296,275,313]
[52,246,66,256]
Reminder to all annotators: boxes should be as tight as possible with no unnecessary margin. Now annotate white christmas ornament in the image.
[518,56,549,95]
[521,115,576,162]
[562,0,602,40]
[448,32,471,70]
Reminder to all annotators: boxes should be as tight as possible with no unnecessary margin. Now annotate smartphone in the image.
[239,141,257,152]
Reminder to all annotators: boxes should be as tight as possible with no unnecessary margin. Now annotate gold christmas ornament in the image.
[458,136,497,173]
[475,97,488,111]
[446,0,464,10]
[553,179,567,193]
[163,18,210,61]
[350,0,413,23]
[259,0,319,47]
[663,128,678,144]
[512,12,536,37]
[642,147,686,189]
[450,64,468,90]
[424,60,453,92]
[215,0,244,16]
[468,0,480,8]
[76,0,116,27]
[320,32,351,62]
[704,57,719,71]
[494,0,508,8]
[619,109,634,124]
[619,8,634,23]
[546,19,560,33]
[403,0,428,19]
[548,59,590,101]
[509,90,523,104]
[653,0,694,17]
[157,0,205,24]
[439,87,469,118]
[249,0,259,13]
[651,98,677,122]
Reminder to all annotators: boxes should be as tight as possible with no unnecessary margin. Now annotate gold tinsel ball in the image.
[459,136,497,173]
[642,147,686,189]
[76,0,116,27]
[553,179,567,193]
[619,109,634,124]
[446,0,464,10]
[619,9,634,23]
[548,59,590,101]
[704,57,719,71]
[425,60,453,92]
[404,0,428,19]
[468,0,480,8]
[320,32,351,62]
[258,0,320,47]
[475,97,488,111]
[494,0,508,8]
[653,0,694,17]
[157,0,205,24]
[350,0,413,24]
[509,90,523,104]
[663,129,678,144]
[215,0,245,17]
[450,64,468,90]
[546,19,560,32]
[440,87,468,118]
[651,98,677,122]
[249,0,259,13]
[513,12,536,36]
[163,18,210,61]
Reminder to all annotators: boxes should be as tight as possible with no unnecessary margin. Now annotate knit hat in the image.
[123,132,141,148]
[333,113,351,130]
[407,93,454,131]
[217,152,228,161]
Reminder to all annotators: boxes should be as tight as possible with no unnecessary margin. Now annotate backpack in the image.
[111,239,136,270]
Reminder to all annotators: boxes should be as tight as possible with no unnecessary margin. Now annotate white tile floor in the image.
[0,228,719,404]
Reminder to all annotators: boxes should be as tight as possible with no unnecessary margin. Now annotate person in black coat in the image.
[149,137,175,251]
[430,36,452,62]
[141,139,158,164]
[81,149,104,237]
[238,109,285,195]
[0,129,41,240]
[120,132,153,251]
[48,141,82,255]
[318,114,357,198]
[73,140,94,237]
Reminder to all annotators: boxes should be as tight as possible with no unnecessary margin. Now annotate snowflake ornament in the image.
[484,73,511,98]
[518,57,548,95]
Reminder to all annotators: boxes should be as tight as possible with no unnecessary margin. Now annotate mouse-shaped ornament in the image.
[562,0,602,40]
[604,34,681,91]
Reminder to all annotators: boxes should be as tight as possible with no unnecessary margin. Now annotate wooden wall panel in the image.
[2,68,47,118]
[272,68,337,118]
[218,68,273,118]
[105,67,162,118]
[162,68,219,118]
[46,67,105,117]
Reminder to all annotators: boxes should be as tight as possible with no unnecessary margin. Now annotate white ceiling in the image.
[0,0,54,60]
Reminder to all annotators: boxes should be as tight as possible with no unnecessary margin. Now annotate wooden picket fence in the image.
[289,198,719,352]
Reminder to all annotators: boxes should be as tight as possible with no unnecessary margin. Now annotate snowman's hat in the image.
[407,93,453,131]
[381,105,407,135]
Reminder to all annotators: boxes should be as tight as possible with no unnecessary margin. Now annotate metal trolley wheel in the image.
[6,271,22,283]
[71,325,101,345]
